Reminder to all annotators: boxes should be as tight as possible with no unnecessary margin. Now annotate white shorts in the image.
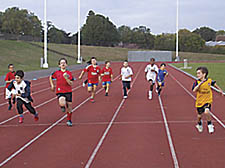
[5,88,16,99]
[146,75,156,83]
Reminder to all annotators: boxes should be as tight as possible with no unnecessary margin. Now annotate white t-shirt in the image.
[145,64,159,81]
[121,67,133,81]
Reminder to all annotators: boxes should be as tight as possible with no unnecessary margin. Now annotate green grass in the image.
[172,62,225,90]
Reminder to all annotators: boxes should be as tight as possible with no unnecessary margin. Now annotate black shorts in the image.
[56,92,72,102]
[197,103,211,115]
[122,81,131,90]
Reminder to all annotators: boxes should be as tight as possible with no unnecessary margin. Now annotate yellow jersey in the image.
[192,78,216,107]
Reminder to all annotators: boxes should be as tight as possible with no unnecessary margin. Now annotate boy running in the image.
[119,60,133,99]
[192,67,223,133]
[49,58,74,127]
[8,70,39,123]
[79,57,101,103]
[4,64,16,110]
[156,63,168,96]
[145,58,158,99]
[101,61,113,96]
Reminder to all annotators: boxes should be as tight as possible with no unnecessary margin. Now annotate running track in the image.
[0,62,224,168]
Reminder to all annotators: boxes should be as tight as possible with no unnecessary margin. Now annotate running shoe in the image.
[67,120,72,127]
[34,113,39,121]
[19,116,24,123]
[123,96,127,99]
[208,124,214,134]
[90,98,95,103]
[105,92,108,96]
[195,124,203,133]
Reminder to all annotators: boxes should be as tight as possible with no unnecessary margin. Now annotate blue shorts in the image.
[157,80,165,87]
[102,81,111,86]
[88,83,98,87]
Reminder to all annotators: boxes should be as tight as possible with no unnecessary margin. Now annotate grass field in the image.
[172,62,225,90]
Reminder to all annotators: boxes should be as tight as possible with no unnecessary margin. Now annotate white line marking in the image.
[0,74,121,167]
[85,66,142,168]
[158,96,179,168]
[169,71,225,129]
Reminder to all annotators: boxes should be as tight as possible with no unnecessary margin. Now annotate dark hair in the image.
[91,57,96,60]
[8,64,14,68]
[15,70,24,78]
[150,58,155,61]
[124,60,128,63]
[58,58,68,65]
[196,67,208,78]
[105,61,110,64]
[160,63,166,67]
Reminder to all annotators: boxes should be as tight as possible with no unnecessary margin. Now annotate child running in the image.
[192,67,223,133]
[8,70,39,123]
[49,58,74,127]
[101,61,113,96]
[119,60,133,99]
[4,64,16,110]
[145,58,158,99]
[79,57,101,103]
[156,63,168,96]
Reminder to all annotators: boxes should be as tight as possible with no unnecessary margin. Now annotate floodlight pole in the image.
[77,0,82,63]
[175,0,180,62]
[43,0,49,68]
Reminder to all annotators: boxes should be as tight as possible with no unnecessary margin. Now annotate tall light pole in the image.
[77,0,82,63]
[43,0,49,68]
[175,0,180,61]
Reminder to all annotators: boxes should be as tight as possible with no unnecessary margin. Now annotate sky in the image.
[0,0,225,35]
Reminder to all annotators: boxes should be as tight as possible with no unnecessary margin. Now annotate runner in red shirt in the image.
[49,58,74,126]
[101,61,113,96]
[4,64,16,110]
[79,57,101,103]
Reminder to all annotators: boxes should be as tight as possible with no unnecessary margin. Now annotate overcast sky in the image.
[1,0,224,35]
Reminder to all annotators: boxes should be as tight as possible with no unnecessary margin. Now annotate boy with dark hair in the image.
[8,70,39,123]
[49,58,74,126]
[192,66,223,133]
[119,60,133,99]
[145,58,158,99]
[4,64,16,110]
[79,57,101,103]
[156,63,168,96]
[101,61,113,96]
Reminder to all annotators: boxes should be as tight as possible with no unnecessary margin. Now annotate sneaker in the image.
[195,124,203,133]
[19,117,24,123]
[61,106,66,112]
[82,82,86,87]
[34,113,39,121]
[148,91,152,100]
[105,92,108,96]
[67,120,72,127]
[123,96,127,99]
[8,104,12,110]
[90,98,95,103]
[208,124,214,134]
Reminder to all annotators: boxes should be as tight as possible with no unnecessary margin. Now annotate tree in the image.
[118,25,133,44]
[216,30,225,36]
[81,10,120,46]
[154,33,175,51]
[179,29,205,52]
[193,26,216,41]
[0,12,3,32]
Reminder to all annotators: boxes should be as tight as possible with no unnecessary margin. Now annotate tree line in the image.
[0,7,225,54]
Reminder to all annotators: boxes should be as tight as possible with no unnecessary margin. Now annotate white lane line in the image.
[158,96,179,168]
[169,73,225,129]
[85,66,142,168]
[0,85,81,125]
[0,74,121,167]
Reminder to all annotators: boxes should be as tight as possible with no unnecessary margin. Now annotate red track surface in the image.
[0,62,224,168]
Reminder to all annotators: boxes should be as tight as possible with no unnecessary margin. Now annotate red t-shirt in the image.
[5,71,15,88]
[84,65,101,83]
[101,67,113,82]
[51,70,74,93]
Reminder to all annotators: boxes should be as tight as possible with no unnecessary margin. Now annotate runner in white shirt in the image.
[145,58,158,99]
[119,60,133,99]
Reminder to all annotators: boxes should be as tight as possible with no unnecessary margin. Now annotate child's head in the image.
[15,70,24,83]
[105,61,110,68]
[160,63,166,70]
[150,58,155,65]
[196,67,208,80]
[123,60,128,67]
[91,57,97,65]
[8,64,14,72]
[58,58,68,69]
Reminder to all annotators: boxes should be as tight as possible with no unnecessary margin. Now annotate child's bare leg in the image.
[91,85,97,99]
[106,83,110,93]
[59,97,66,107]
[205,108,212,125]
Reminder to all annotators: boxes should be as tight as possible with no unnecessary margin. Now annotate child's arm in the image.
[214,83,224,96]
[49,76,55,91]
[192,80,205,92]
[63,73,73,86]
[79,70,85,79]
